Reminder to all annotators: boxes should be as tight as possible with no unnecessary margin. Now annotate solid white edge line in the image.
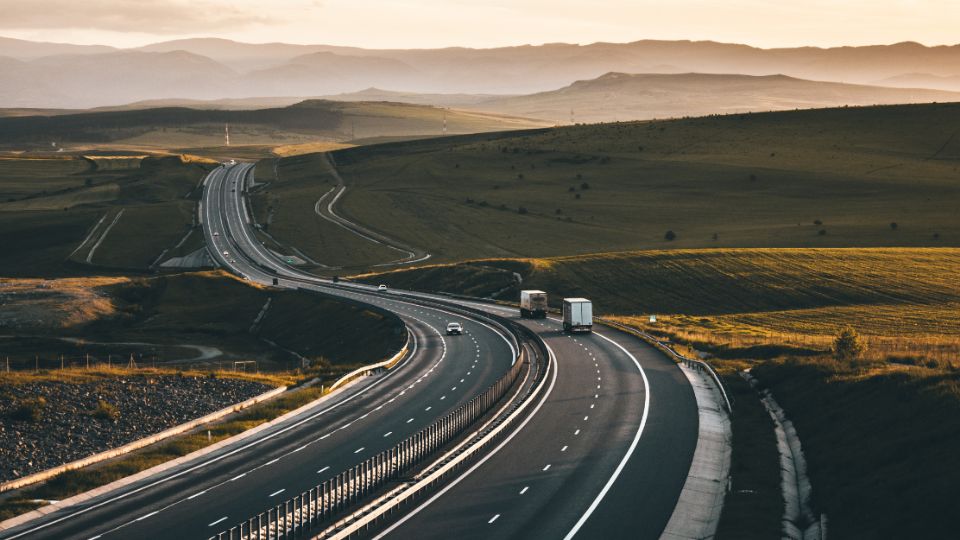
[372,341,558,539]
[562,331,650,540]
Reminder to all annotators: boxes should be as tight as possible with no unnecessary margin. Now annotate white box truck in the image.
[520,290,548,319]
[562,298,593,333]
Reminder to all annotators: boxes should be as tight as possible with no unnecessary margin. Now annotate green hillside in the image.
[256,102,959,270]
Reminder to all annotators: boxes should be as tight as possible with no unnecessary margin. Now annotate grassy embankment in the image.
[1,271,405,372]
[0,155,216,275]
[256,102,959,271]
[355,247,960,538]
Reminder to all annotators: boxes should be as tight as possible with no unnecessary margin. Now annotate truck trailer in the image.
[562,298,593,333]
[520,290,548,319]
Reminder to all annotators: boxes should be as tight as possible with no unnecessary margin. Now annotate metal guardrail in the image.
[327,333,410,393]
[599,318,733,413]
[315,324,549,540]
[209,314,536,540]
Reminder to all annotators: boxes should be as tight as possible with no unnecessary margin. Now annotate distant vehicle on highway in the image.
[378,284,388,291]
[223,250,230,256]
[520,290,548,319]
[212,231,220,236]
[446,322,463,335]
[562,298,593,333]
[229,159,236,165]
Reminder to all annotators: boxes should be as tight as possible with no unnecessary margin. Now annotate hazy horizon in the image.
[0,0,957,50]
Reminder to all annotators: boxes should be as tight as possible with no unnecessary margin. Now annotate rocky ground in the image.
[0,375,271,482]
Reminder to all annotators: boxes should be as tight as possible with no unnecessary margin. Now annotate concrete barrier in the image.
[0,385,287,494]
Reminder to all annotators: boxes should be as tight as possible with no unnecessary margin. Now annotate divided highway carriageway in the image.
[0,163,698,540]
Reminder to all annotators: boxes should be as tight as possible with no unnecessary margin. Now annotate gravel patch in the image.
[0,375,271,482]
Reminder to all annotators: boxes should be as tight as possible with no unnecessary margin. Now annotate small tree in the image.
[832,326,867,362]
[580,182,590,190]
[890,222,898,230]
[518,207,528,215]
[665,230,676,241]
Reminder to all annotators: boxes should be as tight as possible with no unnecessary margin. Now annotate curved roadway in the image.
[0,164,516,540]
[1,162,699,540]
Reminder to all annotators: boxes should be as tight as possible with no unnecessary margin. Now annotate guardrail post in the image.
[295,493,302,532]
[349,467,356,504]
[363,460,370,496]
[267,508,274,540]
[321,481,328,521]
[307,487,315,529]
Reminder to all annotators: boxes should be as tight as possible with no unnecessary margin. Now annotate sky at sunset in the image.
[0,0,955,49]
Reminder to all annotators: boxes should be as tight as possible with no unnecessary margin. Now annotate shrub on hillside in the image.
[91,399,120,421]
[832,326,867,362]
[9,397,46,423]
[665,230,677,241]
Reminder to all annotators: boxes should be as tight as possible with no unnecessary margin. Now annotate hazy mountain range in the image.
[3,36,960,111]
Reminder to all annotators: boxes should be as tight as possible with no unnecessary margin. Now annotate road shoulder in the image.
[660,363,732,540]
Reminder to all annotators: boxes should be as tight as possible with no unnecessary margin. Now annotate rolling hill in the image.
[6,36,960,108]
[251,102,960,271]
[0,99,548,153]
[467,72,960,122]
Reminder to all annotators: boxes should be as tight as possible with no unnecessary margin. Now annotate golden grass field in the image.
[360,247,960,365]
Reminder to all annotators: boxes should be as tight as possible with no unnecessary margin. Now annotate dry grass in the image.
[0,365,295,388]
[361,247,960,366]
[0,276,129,328]
[271,142,354,157]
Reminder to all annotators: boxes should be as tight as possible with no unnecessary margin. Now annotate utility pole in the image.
[442,109,447,136]
[225,123,231,146]
[570,109,575,125]
[35,355,38,372]
[60,355,64,371]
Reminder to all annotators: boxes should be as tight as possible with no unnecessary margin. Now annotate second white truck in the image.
[562,298,593,333]
[520,290,548,319]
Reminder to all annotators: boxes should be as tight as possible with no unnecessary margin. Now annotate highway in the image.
[211,163,700,539]
[2,162,699,540]
[0,165,517,540]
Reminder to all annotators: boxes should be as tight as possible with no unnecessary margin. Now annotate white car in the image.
[446,322,463,335]
[223,250,230,256]
[212,232,220,237]
[378,284,388,292]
